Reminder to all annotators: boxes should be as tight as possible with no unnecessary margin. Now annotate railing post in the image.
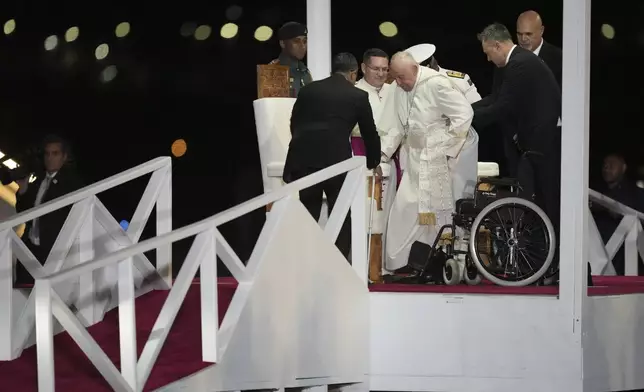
[35,280,55,392]
[118,257,138,390]
[200,229,218,363]
[77,198,97,324]
[0,229,12,360]
[624,219,640,276]
[350,165,368,284]
[156,167,172,287]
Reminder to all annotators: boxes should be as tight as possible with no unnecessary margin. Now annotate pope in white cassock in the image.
[405,44,481,229]
[380,51,476,272]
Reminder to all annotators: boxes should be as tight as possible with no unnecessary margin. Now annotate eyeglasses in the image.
[366,63,389,73]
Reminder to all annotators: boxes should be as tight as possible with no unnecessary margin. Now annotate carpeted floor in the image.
[369,275,644,296]
[0,279,238,391]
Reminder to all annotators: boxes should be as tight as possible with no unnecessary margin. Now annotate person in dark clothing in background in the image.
[592,153,644,275]
[14,134,83,286]
[283,52,382,260]
[516,10,563,88]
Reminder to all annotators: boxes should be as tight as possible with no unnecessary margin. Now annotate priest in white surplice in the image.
[351,48,400,184]
[381,51,474,271]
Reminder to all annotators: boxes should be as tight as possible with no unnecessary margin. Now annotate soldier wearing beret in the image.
[270,21,313,98]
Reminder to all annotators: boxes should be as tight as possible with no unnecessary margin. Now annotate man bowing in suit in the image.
[472,23,561,252]
[517,10,563,88]
[283,52,381,260]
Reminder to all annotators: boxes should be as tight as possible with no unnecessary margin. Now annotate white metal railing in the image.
[0,157,172,361]
[33,156,369,392]
[589,189,644,276]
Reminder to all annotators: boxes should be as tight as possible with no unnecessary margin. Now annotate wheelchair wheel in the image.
[443,258,461,285]
[463,257,482,285]
[469,197,556,287]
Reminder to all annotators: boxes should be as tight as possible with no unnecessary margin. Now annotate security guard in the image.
[405,43,482,104]
[270,21,313,98]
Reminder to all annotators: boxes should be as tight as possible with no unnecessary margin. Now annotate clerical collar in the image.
[359,78,383,93]
[505,45,517,65]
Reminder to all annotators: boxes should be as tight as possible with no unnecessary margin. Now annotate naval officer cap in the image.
[404,43,436,64]
[278,22,307,40]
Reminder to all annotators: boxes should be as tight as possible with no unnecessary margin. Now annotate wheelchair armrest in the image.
[478,177,520,188]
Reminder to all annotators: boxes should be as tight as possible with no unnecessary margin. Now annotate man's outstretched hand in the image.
[373,165,383,180]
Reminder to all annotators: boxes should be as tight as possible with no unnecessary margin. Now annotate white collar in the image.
[357,78,383,93]
[505,45,517,66]
[533,39,544,55]
[46,171,58,179]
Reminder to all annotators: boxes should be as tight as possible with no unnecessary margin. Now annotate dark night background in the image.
[0,0,641,275]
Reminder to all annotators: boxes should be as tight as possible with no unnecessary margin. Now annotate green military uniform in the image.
[269,54,313,98]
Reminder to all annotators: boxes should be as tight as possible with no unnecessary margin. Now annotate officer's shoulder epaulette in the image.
[269,58,280,65]
[445,70,465,79]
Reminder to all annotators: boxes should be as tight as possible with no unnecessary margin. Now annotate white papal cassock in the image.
[380,66,474,271]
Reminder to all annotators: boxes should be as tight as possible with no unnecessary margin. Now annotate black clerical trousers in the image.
[290,168,351,261]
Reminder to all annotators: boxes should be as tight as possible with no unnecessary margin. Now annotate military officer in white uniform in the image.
[405,43,481,104]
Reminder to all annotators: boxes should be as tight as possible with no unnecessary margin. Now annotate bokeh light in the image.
[601,24,615,39]
[3,19,15,35]
[115,22,131,38]
[44,35,59,51]
[379,22,398,37]
[194,25,212,41]
[225,5,243,21]
[254,26,273,42]
[65,26,79,42]
[171,139,187,158]
[100,65,118,83]
[220,23,239,39]
[95,43,109,60]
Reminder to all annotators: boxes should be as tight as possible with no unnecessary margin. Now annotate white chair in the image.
[253,97,296,196]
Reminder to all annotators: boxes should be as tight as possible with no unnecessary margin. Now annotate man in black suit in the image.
[517,10,563,88]
[472,23,562,252]
[14,134,83,285]
[283,52,381,259]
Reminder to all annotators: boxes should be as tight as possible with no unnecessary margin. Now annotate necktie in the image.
[29,175,52,245]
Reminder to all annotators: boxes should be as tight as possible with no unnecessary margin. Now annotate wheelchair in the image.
[404,176,557,287]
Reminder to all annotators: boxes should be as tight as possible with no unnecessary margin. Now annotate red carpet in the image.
[0,278,239,391]
[370,276,644,296]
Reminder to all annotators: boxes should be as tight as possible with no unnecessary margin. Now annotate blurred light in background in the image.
[120,220,129,230]
[225,5,243,21]
[254,26,273,42]
[65,26,79,42]
[100,65,118,83]
[44,35,59,51]
[379,21,398,37]
[180,22,197,37]
[171,139,187,158]
[115,22,131,38]
[3,19,15,35]
[95,43,109,60]
[220,23,238,39]
[601,24,615,39]
[194,25,212,41]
